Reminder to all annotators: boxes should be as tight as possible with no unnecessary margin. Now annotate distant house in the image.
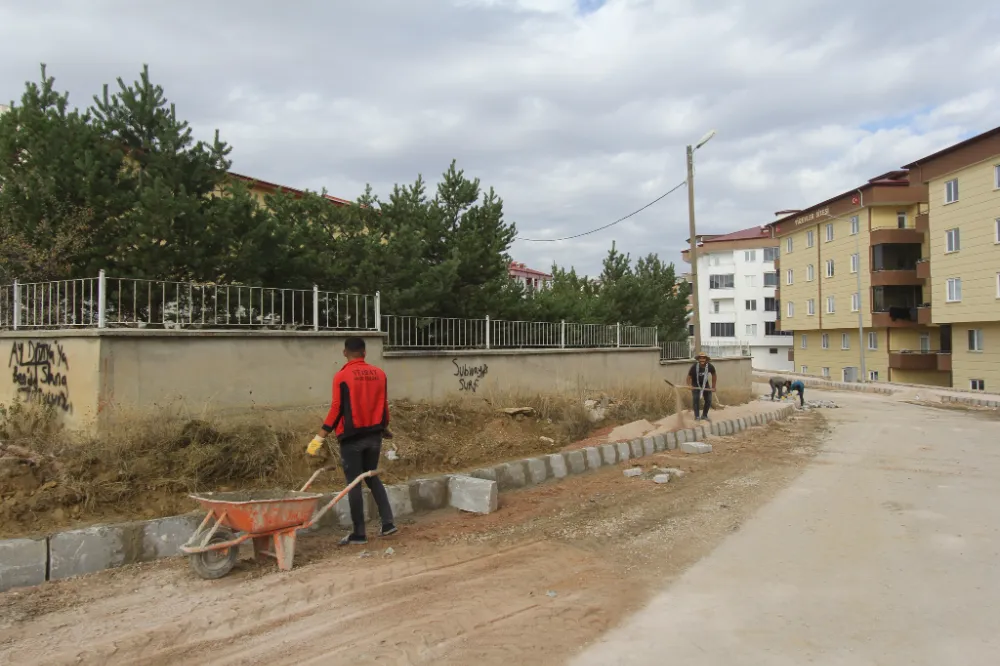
[226,172,352,208]
[509,262,553,294]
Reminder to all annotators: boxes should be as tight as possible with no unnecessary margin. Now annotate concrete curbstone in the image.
[334,489,374,528]
[616,442,631,462]
[630,439,644,458]
[623,467,643,478]
[697,425,708,439]
[470,467,498,482]
[676,429,689,444]
[497,461,528,490]
[0,538,48,592]
[566,450,587,474]
[653,434,666,451]
[665,431,678,450]
[600,444,618,465]
[685,428,697,442]
[447,476,498,514]
[408,477,449,512]
[385,484,414,518]
[710,421,721,436]
[525,457,549,484]
[547,453,569,479]
[680,441,713,455]
[584,447,602,470]
[49,523,144,580]
[141,514,202,558]
[642,436,656,457]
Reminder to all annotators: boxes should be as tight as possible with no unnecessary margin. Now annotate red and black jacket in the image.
[322,358,390,443]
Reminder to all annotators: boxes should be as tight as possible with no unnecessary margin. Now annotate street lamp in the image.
[687,129,717,355]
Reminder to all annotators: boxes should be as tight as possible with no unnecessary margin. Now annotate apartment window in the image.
[946,277,962,303]
[868,331,878,350]
[995,218,1000,243]
[968,329,984,352]
[971,379,985,391]
[806,230,815,248]
[787,301,795,317]
[995,165,1000,189]
[711,322,736,337]
[851,293,860,312]
[745,299,757,311]
[825,223,834,242]
[920,333,931,353]
[827,296,836,314]
[764,297,777,312]
[821,367,830,378]
[997,272,1000,298]
[801,335,807,349]
[869,371,879,381]
[769,348,778,354]
[825,259,835,278]
[896,211,907,229]
[801,365,808,374]
[841,333,850,349]
[806,264,815,281]
[764,272,778,287]
[786,237,793,253]
[709,274,735,289]
[746,324,758,336]
[945,228,961,253]
[712,300,721,313]
[850,253,859,274]
[945,178,959,204]
[850,215,860,235]
[745,275,757,287]
[821,333,829,349]
[786,269,794,285]
[745,250,757,262]
[763,247,779,262]
[807,299,816,315]
[764,321,782,336]
[708,254,721,267]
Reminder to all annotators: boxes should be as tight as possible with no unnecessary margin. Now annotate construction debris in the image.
[653,474,671,484]
[623,467,643,478]
[501,407,536,417]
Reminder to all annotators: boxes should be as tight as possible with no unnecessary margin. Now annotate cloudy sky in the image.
[2,0,998,279]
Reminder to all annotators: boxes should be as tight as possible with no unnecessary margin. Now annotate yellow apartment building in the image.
[770,171,950,386]
[904,126,1000,393]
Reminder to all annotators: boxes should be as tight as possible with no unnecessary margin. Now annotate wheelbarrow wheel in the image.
[189,527,239,580]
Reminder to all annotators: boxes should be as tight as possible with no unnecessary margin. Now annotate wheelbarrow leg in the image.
[253,536,272,563]
[273,529,298,571]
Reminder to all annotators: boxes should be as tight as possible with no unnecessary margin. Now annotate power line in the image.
[515,180,687,242]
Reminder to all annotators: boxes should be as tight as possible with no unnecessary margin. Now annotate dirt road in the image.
[0,410,824,665]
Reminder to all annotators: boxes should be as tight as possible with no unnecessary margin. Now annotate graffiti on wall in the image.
[8,341,73,413]
[453,358,488,393]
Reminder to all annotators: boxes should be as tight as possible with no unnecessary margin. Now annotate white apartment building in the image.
[682,225,793,371]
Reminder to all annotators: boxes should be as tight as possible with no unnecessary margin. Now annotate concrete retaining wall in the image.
[0,403,797,593]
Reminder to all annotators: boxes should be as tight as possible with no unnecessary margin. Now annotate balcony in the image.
[871,270,922,286]
[870,227,925,245]
[918,305,932,325]
[888,351,951,372]
[915,213,929,233]
[916,258,931,280]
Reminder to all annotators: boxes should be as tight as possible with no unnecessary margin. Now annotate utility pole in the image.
[686,130,716,355]
[855,189,867,383]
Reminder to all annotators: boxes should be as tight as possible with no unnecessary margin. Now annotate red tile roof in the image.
[229,172,352,206]
[509,262,553,279]
[699,225,773,243]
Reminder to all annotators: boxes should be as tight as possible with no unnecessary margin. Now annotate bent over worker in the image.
[768,376,787,401]
[308,337,397,546]
[686,351,717,421]
[786,379,805,407]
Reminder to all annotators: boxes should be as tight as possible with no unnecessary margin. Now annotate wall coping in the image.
[383,346,658,358]
[660,356,746,366]
[0,328,388,339]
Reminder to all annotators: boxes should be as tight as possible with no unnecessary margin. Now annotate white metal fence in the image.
[382,315,657,351]
[0,272,379,331]
[659,340,753,361]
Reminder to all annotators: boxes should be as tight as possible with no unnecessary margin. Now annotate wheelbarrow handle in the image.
[299,465,338,493]
[301,469,381,531]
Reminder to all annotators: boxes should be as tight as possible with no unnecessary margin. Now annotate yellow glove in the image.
[306,435,325,456]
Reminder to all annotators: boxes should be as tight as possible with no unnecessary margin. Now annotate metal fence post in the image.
[374,291,381,331]
[616,322,621,348]
[485,315,491,350]
[560,320,566,349]
[654,327,658,348]
[312,285,319,332]
[97,270,107,329]
[12,279,19,330]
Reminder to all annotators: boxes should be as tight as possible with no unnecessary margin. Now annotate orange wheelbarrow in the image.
[180,467,378,580]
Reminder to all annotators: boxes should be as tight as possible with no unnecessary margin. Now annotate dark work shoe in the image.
[380,524,398,537]
[338,533,367,546]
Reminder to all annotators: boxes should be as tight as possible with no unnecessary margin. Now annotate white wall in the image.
[697,245,793,371]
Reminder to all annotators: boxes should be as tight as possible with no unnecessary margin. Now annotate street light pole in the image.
[686,130,716,355]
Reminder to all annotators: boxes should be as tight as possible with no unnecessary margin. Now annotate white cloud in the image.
[1,0,998,280]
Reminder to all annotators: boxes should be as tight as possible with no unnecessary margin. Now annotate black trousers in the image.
[692,389,712,419]
[794,387,804,406]
[770,382,786,400]
[340,432,394,535]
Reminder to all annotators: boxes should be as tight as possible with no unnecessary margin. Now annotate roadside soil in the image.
[0,409,826,666]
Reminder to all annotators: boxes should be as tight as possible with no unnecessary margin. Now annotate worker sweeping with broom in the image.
[686,351,717,422]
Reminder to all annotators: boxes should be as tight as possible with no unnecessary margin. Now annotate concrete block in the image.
[141,514,202,559]
[724,421,735,435]
[600,444,618,465]
[448,475,498,514]
[710,421,721,436]
[49,523,145,580]
[334,489,374,528]
[526,457,549,484]
[0,538,48,592]
[616,442,631,462]
[676,429,689,444]
[696,425,708,439]
[408,477,449,512]
[566,450,587,474]
[653,474,671,484]
[630,439,644,458]
[681,441,713,455]
[385,484,414,518]
[584,446,602,470]
[470,467,498,482]
[653,434,666,452]
[623,467,643,478]
[547,453,568,479]
[642,436,656,457]
[740,417,748,430]
[497,461,528,490]
[665,431,678,450]
[685,428,697,442]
